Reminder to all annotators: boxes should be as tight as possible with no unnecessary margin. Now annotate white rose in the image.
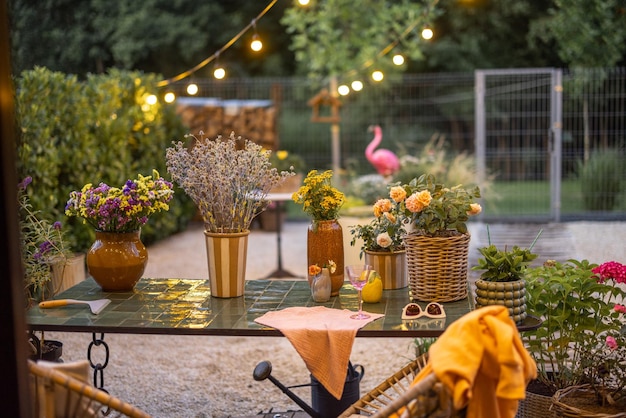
[376,232,392,248]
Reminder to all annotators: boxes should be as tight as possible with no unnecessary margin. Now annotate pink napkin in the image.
[255,306,384,399]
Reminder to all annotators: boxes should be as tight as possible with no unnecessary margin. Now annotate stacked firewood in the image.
[176,99,277,150]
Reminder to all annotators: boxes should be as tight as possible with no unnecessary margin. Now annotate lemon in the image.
[362,272,383,303]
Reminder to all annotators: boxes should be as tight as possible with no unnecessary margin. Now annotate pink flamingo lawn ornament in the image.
[365,125,400,177]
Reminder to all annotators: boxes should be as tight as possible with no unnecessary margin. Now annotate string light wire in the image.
[156,0,278,87]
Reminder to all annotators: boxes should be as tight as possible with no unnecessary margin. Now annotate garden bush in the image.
[577,148,624,211]
[15,66,196,253]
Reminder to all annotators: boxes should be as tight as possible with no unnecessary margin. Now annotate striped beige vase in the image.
[204,230,249,298]
[364,250,408,290]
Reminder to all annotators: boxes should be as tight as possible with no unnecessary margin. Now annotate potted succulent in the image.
[18,176,72,361]
[471,228,540,324]
[349,185,408,289]
[520,259,626,417]
[166,132,295,297]
[395,173,482,302]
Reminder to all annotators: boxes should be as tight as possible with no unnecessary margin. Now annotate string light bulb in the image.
[214,66,226,79]
[337,85,350,96]
[351,80,363,91]
[146,94,158,105]
[186,83,199,95]
[421,27,434,40]
[250,20,263,52]
[297,0,310,5]
[372,70,384,82]
[392,54,405,65]
[164,92,176,103]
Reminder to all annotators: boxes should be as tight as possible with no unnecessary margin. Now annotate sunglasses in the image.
[401,302,446,320]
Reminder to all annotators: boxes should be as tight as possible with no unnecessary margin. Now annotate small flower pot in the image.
[474,279,527,324]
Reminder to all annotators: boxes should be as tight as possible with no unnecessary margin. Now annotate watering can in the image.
[253,360,364,418]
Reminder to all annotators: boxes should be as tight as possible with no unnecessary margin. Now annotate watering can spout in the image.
[252,360,320,418]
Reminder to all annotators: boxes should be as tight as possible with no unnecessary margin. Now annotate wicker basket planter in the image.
[516,389,557,418]
[551,385,626,418]
[404,231,470,302]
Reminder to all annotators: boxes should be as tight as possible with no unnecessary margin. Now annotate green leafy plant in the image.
[397,173,481,237]
[472,228,541,282]
[18,177,71,305]
[577,148,624,211]
[349,185,407,258]
[523,259,626,397]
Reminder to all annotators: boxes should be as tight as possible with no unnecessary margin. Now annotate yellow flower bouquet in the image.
[292,170,345,225]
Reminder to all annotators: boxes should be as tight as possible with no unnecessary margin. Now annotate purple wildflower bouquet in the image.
[65,170,174,233]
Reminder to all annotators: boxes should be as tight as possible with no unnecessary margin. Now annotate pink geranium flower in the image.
[606,336,618,350]
[592,261,626,284]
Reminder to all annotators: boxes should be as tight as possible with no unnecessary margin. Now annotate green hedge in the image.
[15,67,196,253]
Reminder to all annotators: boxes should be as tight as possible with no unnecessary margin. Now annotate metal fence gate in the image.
[475,68,563,222]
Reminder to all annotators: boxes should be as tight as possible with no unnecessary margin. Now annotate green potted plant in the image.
[395,173,482,302]
[520,259,626,417]
[349,185,408,289]
[471,228,540,324]
[18,176,72,361]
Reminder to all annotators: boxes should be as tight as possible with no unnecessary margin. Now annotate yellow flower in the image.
[292,170,344,222]
[276,150,289,160]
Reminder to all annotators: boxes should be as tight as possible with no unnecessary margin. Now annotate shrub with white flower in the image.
[349,185,407,258]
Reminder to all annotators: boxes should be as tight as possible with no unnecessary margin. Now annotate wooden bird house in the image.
[307,89,342,123]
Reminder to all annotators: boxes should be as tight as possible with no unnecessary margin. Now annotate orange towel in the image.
[410,305,536,418]
[255,306,384,399]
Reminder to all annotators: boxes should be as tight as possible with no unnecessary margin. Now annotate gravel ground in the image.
[44,220,626,417]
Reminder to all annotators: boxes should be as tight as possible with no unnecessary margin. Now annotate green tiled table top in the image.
[26,277,477,337]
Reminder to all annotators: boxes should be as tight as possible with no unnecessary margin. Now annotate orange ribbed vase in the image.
[307,220,344,296]
[86,230,147,291]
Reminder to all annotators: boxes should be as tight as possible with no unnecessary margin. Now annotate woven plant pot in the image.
[404,232,470,302]
[516,389,557,418]
[551,385,626,418]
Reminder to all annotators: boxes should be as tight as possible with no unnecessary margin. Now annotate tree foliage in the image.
[281,0,441,84]
[529,0,626,69]
[8,0,294,78]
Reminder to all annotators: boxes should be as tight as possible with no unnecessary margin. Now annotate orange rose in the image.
[467,203,482,216]
[389,186,406,203]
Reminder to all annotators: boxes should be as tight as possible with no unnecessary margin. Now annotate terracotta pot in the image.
[307,220,344,296]
[204,230,249,298]
[87,230,147,291]
[364,249,407,290]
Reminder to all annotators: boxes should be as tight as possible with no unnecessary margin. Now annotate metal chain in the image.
[87,333,110,392]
